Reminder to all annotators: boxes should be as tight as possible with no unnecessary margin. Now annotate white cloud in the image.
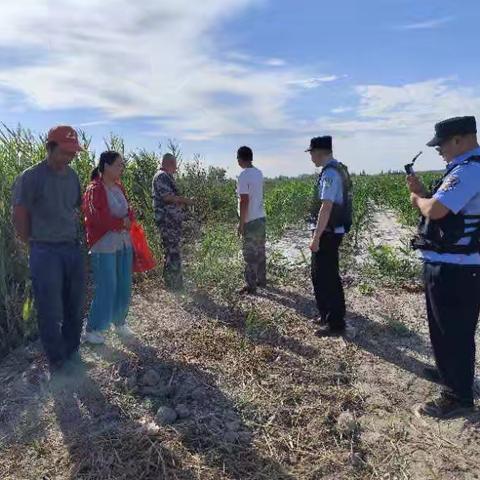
[224,52,286,67]
[307,79,480,173]
[343,79,480,132]
[224,52,255,63]
[264,58,287,67]
[396,16,454,30]
[331,106,353,114]
[75,120,112,128]
[288,76,340,89]
[306,79,480,138]
[0,0,326,140]
[205,78,480,176]
[0,3,477,177]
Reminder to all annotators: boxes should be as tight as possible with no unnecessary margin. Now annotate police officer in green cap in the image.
[407,116,480,419]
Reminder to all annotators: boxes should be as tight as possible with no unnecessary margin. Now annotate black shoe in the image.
[315,325,345,337]
[65,350,84,365]
[413,395,474,420]
[423,366,442,384]
[65,348,81,361]
[311,316,327,326]
[49,354,86,379]
[63,355,87,375]
[257,281,267,288]
[48,359,65,373]
[239,286,257,296]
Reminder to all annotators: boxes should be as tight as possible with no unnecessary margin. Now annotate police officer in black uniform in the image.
[408,116,480,419]
[307,136,353,337]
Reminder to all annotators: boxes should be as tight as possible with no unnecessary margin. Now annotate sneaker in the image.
[115,325,134,338]
[413,395,474,420]
[315,325,345,337]
[83,331,106,345]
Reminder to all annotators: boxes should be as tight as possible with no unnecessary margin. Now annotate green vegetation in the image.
[360,244,421,288]
[264,177,312,236]
[0,127,309,356]
[0,126,435,356]
[356,171,438,226]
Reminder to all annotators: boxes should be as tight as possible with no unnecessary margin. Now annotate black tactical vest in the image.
[411,156,480,254]
[308,162,353,234]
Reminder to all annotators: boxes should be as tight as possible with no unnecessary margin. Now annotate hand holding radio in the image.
[404,151,423,175]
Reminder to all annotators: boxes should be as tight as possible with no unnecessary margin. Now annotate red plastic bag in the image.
[130,221,156,273]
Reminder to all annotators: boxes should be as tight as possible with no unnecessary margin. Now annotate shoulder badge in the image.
[321,177,333,189]
[438,175,460,193]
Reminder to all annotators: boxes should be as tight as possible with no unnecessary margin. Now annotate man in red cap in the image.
[12,126,86,372]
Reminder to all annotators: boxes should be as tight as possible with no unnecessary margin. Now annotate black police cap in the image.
[305,136,332,152]
[427,116,477,147]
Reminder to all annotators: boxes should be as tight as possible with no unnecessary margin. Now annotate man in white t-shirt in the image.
[236,146,266,294]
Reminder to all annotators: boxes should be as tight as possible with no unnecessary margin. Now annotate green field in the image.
[0,126,437,357]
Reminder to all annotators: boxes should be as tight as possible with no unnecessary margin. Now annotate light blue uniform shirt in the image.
[420,147,480,265]
[317,159,345,234]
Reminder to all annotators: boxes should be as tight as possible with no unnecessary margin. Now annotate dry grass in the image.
[3,272,480,479]
[3,210,480,479]
[0,278,368,480]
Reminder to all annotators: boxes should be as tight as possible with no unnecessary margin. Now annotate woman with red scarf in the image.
[82,151,135,344]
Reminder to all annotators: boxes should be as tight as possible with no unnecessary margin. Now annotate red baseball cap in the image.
[47,125,85,153]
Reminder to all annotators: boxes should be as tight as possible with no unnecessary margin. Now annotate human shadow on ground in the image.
[345,310,438,384]
[254,286,439,385]
[50,355,196,480]
[90,336,295,480]
[0,342,52,450]
[182,290,318,360]
[255,285,318,319]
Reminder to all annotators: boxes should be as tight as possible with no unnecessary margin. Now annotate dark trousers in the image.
[423,262,480,402]
[30,242,86,365]
[311,232,346,330]
[243,218,267,289]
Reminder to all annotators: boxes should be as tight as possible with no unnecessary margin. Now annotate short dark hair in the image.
[307,136,332,153]
[237,146,253,163]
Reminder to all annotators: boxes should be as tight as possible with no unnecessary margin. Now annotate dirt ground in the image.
[1,212,480,479]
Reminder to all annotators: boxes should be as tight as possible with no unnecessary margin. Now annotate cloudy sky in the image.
[0,0,479,176]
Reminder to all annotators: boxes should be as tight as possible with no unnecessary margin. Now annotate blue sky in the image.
[0,0,479,177]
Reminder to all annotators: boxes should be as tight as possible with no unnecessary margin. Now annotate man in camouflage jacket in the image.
[152,154,193,290]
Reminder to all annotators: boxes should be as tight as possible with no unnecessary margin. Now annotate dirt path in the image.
[347,287,480,479]
[354,208,415,270]
[1,212,480,479]
[346,209,480,479]
[269,228,311,267]
[369,209,414,250]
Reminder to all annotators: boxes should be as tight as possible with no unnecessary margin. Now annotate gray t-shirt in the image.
[12,160,81,243]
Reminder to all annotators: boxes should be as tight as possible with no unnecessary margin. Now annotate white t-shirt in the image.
[237,166,266,223]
